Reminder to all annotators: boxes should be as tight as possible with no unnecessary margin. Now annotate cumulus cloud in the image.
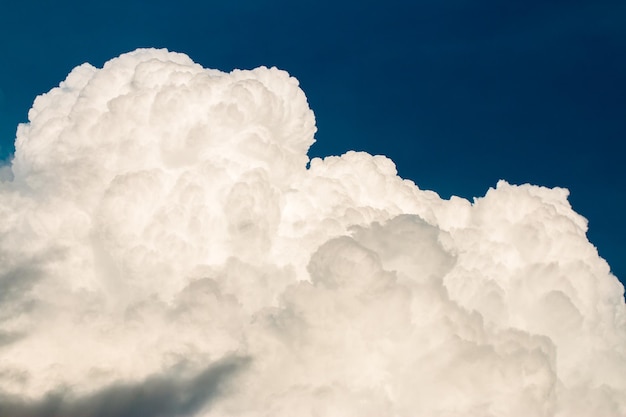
[0,48,624,416]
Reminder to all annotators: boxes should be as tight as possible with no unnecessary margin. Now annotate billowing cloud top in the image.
[0,49,624,417]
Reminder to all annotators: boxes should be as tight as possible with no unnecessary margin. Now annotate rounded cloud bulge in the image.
[0,48,624,417]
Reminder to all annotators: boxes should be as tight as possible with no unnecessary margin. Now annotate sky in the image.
[1,1,624,284]
[0,2,625,415]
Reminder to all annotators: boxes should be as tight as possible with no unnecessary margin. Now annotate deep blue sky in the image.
[0,0,624,285]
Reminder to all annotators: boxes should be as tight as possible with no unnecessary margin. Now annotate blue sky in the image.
[0,0,624,284]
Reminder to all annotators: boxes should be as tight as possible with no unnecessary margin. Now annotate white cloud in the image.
[0,48,624,416]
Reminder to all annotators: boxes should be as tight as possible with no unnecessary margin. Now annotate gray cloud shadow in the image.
[0,355,249,417]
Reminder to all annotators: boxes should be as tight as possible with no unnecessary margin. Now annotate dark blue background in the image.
[1,0,624,285]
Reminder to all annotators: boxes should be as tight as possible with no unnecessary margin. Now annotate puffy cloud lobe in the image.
[0,48,624,416]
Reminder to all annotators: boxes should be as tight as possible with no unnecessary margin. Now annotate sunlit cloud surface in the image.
[0,49,624,417]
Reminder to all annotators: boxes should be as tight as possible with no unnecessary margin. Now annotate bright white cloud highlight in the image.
[0,49,624,417]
